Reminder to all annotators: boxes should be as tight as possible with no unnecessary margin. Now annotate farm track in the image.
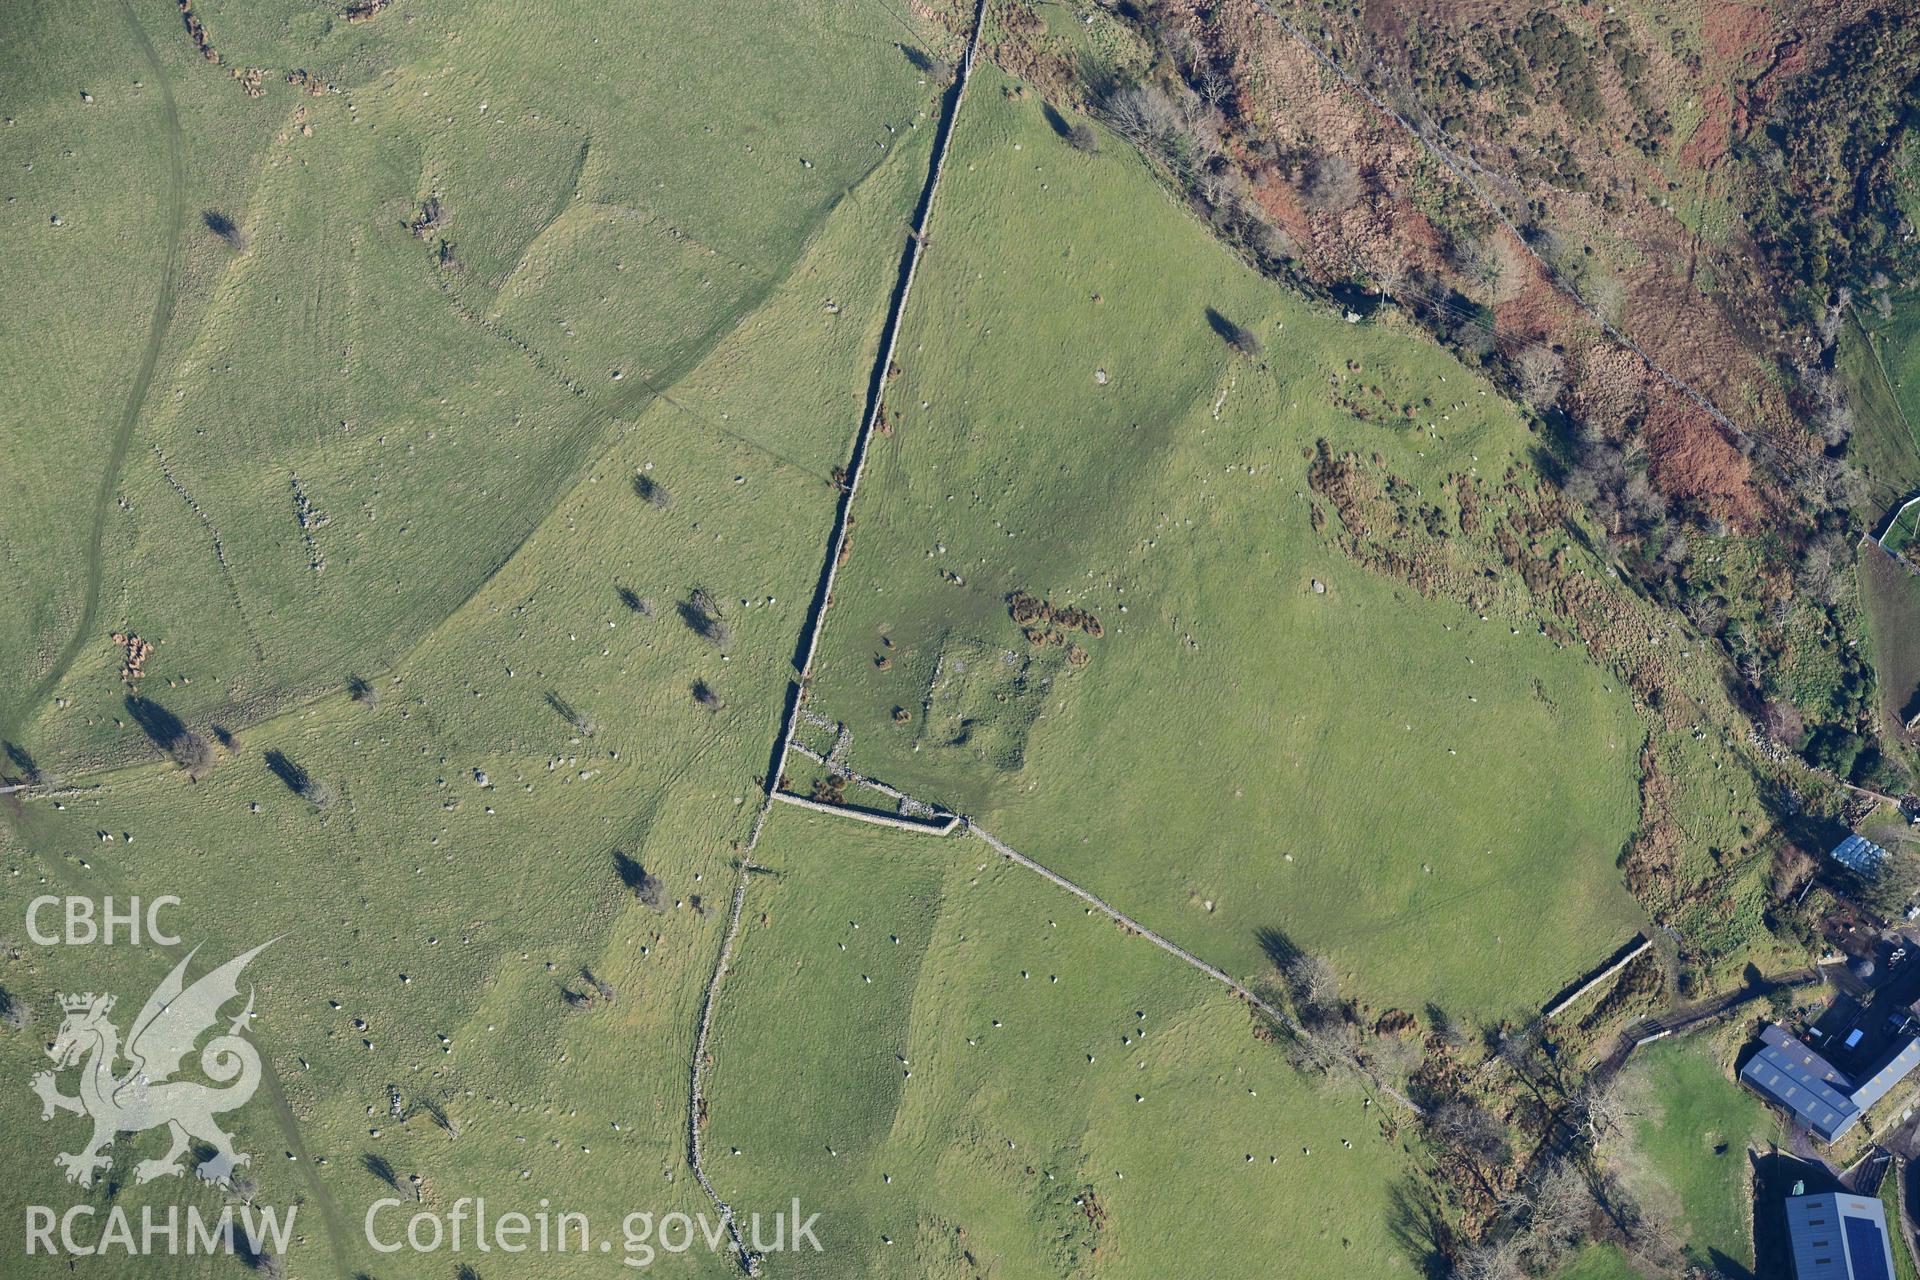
[0,0,185,753]
[1589,967,1821,1087]
[686,1,991,1266]
[960,819,1423,1114]
[787,728,1426,1113]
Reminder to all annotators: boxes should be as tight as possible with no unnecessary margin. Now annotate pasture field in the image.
[0,13,948,1268]
[1888,498,1920,560]
[0,0,950,768]
[703,807,1419,1278]
[0,0,195,753]
[1885,1165,1920,1280]
[799,66,1647,1023]
[1554,1245,1647,1280]
[1846,229,1920,554]
[0,739,730,1279]
[1610,1035,1778,1273]
[1839,310,1920,514]
[0,4,1803,1278]
[1862,541,1920,740]
[1852,283,1920,760]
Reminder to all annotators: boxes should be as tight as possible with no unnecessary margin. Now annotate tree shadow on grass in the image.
[361,1152,398,1192]
[613,850,664,910]
[1385,1175,1452,1279]
[263,749,309,796]
[125,695,187,752]
[1255,925,1302,971]
[3,741,37,781]
[202,209,243,248]
[127,695,213,776]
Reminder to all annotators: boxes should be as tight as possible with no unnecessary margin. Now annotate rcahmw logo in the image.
[24,938,296,1259]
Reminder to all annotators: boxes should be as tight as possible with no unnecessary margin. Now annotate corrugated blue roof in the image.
[1741,1021,1920,1144]
[1848,1036,1920,1115]
[1832,834,1891,877]
[1787,1193,1897,1280]
[1740,1025,1860,1142]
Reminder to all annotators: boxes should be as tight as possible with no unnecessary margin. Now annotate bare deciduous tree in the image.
[1428,1098,1510,1167]
[1524,1161,1598,1256]
[1453,1238,1526,1280]
[1515,344,1567,409]
[633,473,670,507]
[173,732,214,779]
[1561,426,1666,544]
[677,589,731,647]
[1270,950,1370,1080]
[1281,952,1340,1017]
[1798,528,1853,605]
[1100,83,1180,149]
[1368,1026,1427,1079]
[1299,153,1363,214]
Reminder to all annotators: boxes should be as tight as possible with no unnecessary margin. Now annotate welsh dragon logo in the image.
[30,941,274,1188]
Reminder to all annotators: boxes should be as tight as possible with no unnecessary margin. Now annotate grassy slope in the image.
[1848,293,1920,516]
[1618,1036,1779,1271]
[1862,541,1920,740]
[0,0,944,768]
[0,0,192,737]
[1847,138,1920,756]
[1850,129,1920,503]
[1890,501,1920,556]
[0,74,936,1276]
[803,68,1645,1022]
[705,807,1415,1278]
[1555,1244,1648,1280]
[1884,1164,1920,1280]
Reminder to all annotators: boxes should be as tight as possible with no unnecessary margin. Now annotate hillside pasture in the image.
[0,0,946,773]
[0,48,942,1272]
[703,807,1420,1278]
[800,67,1647,1022]
[1863,541,1920,740]
[1609,1035,1779,1272]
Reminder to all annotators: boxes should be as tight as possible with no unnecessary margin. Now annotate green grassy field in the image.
[1840,309,1920,514]
[1845,225,1920,556]
[1555,1244,1648,1280]
[0,178,923,1271]
[1888,499,1920,559]
[703,807,1419,1277]
[0,2,951,1268]
[0,0,947,768]
[1863,541,1920,739]
[1884,1163,1920,1280]
[797,66,1646,1023]
[2,752,730,1278]
[1848,266,1920,771]
[0,5,1779,1277]
[1612,1036,1778,1272]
